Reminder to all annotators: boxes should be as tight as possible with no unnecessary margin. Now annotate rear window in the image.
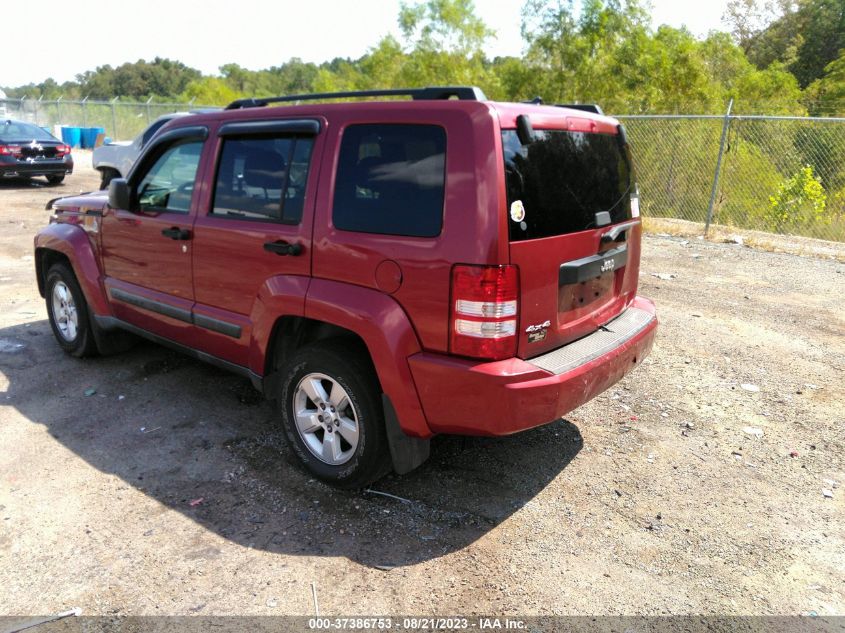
[503,130,632,241]
[1,121,56,143]
[332,124,446,237]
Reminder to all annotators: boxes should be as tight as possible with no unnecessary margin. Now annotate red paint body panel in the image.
[510,223,642,357]
[101,207,195,299]
[409,296,656,436]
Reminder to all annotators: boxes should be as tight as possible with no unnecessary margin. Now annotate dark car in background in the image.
[0,120,73,185]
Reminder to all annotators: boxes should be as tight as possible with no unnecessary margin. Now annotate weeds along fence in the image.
[0,97,212,142]
[2,97,843,242]
[617,112,845,242]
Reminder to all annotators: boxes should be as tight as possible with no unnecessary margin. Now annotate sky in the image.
[3,0,731,87]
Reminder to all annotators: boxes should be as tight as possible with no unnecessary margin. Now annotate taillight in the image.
[0,145,21,156]
[55,145,70,157]
[449,264,519,360]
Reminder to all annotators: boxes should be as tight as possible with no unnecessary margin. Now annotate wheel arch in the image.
[258,279,431,439]
[34,224,110,316]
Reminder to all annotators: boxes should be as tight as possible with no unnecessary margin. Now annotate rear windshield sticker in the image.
[510,200,526,222]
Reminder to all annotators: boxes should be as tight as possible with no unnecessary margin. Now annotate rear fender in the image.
[34,223,110,317]
[305,279,431,438]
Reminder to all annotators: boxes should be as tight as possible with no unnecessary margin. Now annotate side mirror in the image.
[108,178,130,209]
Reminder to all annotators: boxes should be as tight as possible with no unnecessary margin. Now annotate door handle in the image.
[263,241,303,256]
[162,227,191,240]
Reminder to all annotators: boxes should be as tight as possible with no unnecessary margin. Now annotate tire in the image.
[45,263,98,358]
[99,168,118,190]
[46,175,65,185]
[277,340,391,489]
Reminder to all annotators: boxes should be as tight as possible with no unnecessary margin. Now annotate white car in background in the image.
[92,109,218,189]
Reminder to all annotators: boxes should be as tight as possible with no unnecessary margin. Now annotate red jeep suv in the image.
[34,86,657,488]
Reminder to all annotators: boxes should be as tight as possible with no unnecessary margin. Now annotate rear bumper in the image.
[0,157,73,178]
[408,296,657,436]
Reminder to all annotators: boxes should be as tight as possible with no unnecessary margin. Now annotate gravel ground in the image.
[0,153,843,616]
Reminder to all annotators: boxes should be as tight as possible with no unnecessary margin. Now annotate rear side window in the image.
[332,124,446,237]
[503,130,632,241]
[211,136,314,223]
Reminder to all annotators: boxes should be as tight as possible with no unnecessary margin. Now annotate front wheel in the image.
[277,340,391,489]
[45,263,97,357]
[46,174,65,185]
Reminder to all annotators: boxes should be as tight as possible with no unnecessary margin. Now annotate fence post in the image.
[82,96,88,127]
[34,97,40,126]
[146,96,152,125]
[56,96,62,123]
[111,97,119,139]
[705,98,733,236]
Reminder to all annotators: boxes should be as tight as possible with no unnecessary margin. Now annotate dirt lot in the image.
[1,152,843,617]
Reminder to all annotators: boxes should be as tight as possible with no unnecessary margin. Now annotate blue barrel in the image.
[61,126,82,148]
[80,128,99,148]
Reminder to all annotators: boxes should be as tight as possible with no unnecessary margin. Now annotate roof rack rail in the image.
[555,103,604,115]
[225,86,488,110]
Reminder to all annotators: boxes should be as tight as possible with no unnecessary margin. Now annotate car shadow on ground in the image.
[0,320,582,568]
[0,177,63,189]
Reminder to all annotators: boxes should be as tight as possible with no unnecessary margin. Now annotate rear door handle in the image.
[162,227,191,240]
[263,241,303,256]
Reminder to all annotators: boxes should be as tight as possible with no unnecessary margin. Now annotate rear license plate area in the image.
[559,274,614,312]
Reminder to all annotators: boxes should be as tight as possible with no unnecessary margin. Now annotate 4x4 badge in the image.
[526,320,551,343]
[526,320,551,334]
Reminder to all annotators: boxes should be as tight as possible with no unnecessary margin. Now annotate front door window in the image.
[136,141,203,213]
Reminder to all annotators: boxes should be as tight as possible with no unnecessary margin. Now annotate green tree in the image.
[179,77,241,105]
[767,165,828,231]
[805,49,845,115]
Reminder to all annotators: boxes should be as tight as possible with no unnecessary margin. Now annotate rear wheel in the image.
[45,263,97,357]
[46,174,65,185]
[277,340,391,489]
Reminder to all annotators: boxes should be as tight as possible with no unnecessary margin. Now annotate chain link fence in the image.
[2,98,843,242]
[0,97,211,141]
[618,113,845,242]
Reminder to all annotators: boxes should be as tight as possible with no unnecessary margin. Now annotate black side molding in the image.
[110,288,192,323]
[109,288,242,338]
[559,245,628,285]
[193,313,242,339]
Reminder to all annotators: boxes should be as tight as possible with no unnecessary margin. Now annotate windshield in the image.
[0,121,57,143]
[503,129,632,241]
